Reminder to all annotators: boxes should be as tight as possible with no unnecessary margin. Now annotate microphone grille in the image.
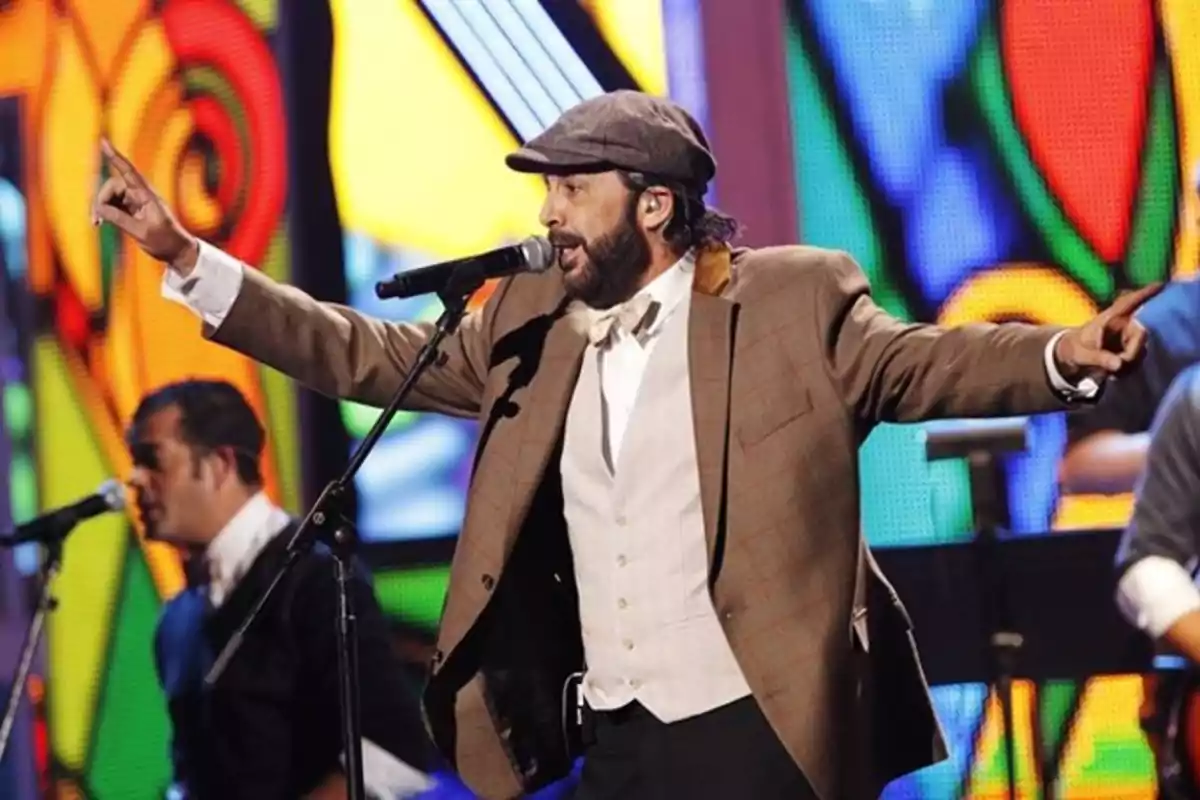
[96,479,127,512]
[522,235,554,273]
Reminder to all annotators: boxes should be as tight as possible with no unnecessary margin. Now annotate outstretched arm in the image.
[816,250,1154,424]
[93,139,499,417]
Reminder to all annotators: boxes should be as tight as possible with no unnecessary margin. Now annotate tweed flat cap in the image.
[505,90,716,189]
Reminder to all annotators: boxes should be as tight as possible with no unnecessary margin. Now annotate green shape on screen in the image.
[374,564,452,630]
[256,226,302,515]
[969,22,1113,301]
[86,546,172,799]
[1124,65,1179,288]
[339,400,418,440]
[1038,680,1081,765]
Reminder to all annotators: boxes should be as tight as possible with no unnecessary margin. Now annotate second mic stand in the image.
[0,538,63,764]
[204,273,483,800]
[966,449,1022,800]
[926,420,1029,800]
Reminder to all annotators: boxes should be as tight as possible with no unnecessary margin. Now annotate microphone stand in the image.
[204,271,484,800]
[0,537,64,764]
[966,450,1022,800]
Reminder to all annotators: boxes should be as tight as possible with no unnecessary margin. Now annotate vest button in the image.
[481,573,496,590]
[615,515,627,526]
[616,554,628,567]
[617,598,628,610]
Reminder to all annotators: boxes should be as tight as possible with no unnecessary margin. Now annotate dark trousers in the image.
[573,696,819,800]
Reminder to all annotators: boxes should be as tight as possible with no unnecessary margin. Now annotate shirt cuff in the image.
[1043,330,1101,401]
[1116,555,1200,638]
[160,240,245,330]
[344,737,434,798]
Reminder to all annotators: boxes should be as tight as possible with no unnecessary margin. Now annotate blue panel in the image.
[906,144,1019,307]
[805,0,988,203]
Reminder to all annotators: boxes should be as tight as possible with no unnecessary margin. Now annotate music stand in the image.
[925,418,1029,800]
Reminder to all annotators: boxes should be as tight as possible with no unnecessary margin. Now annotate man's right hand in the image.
[92,138,199,273]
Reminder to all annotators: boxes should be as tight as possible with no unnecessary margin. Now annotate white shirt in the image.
[1117,556,1200,638]
[203,491,291,608]
[588,252,696,457]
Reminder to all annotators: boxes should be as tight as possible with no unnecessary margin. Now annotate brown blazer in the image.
[207,245,1069,799]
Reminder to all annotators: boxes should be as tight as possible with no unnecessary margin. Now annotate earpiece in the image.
[646,198,660,212]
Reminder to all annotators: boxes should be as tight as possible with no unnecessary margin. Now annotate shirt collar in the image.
[620,250,695,340]
[204,491,290,605]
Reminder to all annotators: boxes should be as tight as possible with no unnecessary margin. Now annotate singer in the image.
[126,380,437,799]
[97,90,1153,799]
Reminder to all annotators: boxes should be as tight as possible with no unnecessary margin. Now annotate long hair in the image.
[618,171,742,253]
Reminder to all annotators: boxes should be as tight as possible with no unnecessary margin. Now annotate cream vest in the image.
[560,295,751,722]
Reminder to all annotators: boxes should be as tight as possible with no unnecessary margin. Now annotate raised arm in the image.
[1116,367,1200,661]
[92,139,497,417]
[815,250,1155,424]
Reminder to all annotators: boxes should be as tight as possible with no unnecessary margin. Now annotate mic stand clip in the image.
[204,272,483,800]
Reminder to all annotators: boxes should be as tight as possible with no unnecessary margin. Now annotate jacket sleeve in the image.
[815,250,1071,424]
[204,261,513,418]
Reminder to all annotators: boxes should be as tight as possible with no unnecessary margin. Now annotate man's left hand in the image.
[1054,283,1163,383]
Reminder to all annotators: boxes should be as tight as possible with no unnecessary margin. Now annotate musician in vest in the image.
[97,91,1154,799]
[128,380,438,799]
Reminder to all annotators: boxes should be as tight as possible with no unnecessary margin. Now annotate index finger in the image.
[100,138,146,188]
[1106,281,1164,318]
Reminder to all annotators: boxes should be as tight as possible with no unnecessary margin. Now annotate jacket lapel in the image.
[499,310,589,558]
[688,247,736,564]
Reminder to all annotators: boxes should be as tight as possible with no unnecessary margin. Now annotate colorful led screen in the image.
[786,0,1199,796]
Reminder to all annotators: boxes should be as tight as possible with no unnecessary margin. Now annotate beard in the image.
[550,200,652,309]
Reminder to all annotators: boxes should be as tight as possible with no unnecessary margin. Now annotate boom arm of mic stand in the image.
[204,275,482,800]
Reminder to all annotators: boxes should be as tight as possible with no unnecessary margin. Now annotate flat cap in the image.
[505,90,716,189]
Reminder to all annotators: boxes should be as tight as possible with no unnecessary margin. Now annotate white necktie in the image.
[587,294,660,346]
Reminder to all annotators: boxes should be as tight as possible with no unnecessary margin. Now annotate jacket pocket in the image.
[736,385,813,447]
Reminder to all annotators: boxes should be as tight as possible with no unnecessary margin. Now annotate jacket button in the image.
[481,574,496,590]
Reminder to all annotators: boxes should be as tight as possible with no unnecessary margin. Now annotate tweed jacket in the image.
[205,245,1069,799]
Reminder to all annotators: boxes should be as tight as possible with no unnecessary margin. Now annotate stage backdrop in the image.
[0,0,297,795]
[0,0,1193,798]
[784,0,1197,796]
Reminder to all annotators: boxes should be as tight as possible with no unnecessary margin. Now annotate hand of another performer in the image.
[92,138,199,273]
[1053,282,1163,382]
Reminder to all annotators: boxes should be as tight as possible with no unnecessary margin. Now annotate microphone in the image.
[375,235,554,300]
[0,479,126,547]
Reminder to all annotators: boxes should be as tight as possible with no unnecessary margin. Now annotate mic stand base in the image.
[204,279,480,800]
[990,630,1023,800]
[0,541,62,763]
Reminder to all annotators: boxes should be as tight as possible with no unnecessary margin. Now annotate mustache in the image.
[548,231,586,250]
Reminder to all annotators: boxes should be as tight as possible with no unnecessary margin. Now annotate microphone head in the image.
[520,235,554,274]
[96,479,127,512]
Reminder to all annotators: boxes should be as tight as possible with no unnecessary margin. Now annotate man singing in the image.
[128,379,437,799]
[99,90,1153,799]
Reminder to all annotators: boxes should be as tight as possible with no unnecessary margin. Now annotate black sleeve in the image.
[288,552,439,774]
[1066,325,1166,444]
[1116,366,1200,573]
